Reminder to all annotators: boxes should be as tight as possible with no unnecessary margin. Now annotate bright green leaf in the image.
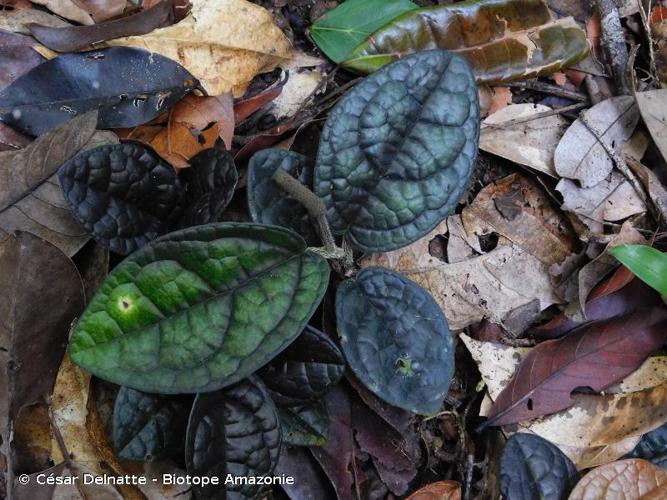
[311,0,418,63]
[609,244,667,297]
[69,223,330,394]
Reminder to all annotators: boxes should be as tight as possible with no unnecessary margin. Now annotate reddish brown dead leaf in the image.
[407,480,462,500]
[568,459,667,499]
[234,80,285,123]
[485,309,667,427]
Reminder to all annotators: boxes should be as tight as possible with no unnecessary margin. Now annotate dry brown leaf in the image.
[556,171,646,234]
[480,104,568,177]
[555,96,639,188]
[461,173,578,267]
[636,89,667,164]
[108,0,322,95]
[0,8,70,34]
[406,480,462,500]
[31,0,126,25]
[558,438,642,470]
[568,459,667,499]
[361,219,561,330]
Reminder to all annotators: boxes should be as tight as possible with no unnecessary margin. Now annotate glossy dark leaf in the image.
[259,325,345,405]
[278,400,328,447]
[113,386,189,461]
[485,309,667,427]
[311,0,418,63]
[59,141,185,255]
[499,433,578,500]
[626,423,667,469]
[247,148,318,244]
[186,377,281,500]
[68,223,330,394]
[0,47,198,136]
[28,0,173,52]
[275,446,336,500]
[0,112,98,256]
[343,0,589,84]
[178,148,238,228]
[336,267,454,415]
[315,50,479,252]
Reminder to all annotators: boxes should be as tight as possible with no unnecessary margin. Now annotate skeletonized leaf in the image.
[0,47,198,136]
[567,459,667,499]
[337,267,454,415]
[108,0,321,96]
[500,433,579,500]
[310,0,417,63]
[315,50,479,252]
[69,223,330,394]
[0,112,97,255]
[555,96,639,188]
[484,309,667,427]
[59,142,185,255]
[186,377,281,500]
[342,0,589,83]
[610,244,667,297]
[112,386,190,461]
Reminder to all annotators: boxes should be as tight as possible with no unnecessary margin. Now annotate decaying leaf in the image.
[0,112,97,256]
[0,30,45,91]
[480,104,569,177]
[406,480,462,500]
[108,0,321,96]
[555,96,639,188]
[636,89,667,163]
[342,0,589,83]
[31,0,126,25]
[568,459,667,499]
[0,7,70,35]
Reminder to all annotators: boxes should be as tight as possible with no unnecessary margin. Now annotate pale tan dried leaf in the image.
[568,459,667,499]
[406,480,462,500]
[461,173,577,266]
[271,70,324,119]
[555,96,640,187]
[108,0,322,95]
[636,89,667,163]
[480,104,569,176]
[557,438,641,470]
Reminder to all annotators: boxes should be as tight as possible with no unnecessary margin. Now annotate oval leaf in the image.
[113,386,190,461]
[59,142,185,255]
[259,325,345,405]
[315,50,479,252]
[69,223,330,394]
[500,433,579,500]
[186,377,281,499]
[336,267,454,415]
[568,459,667,499]
[0,47,198,136]
[178,148,238,228]
[610,244,667,297]
[278,400,329,447]
[247,148,318,244]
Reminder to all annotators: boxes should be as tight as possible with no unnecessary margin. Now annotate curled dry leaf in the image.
[480,104,569,177]
[108,0,322,96]
[567,459,667,499]
[406,480,462,500]
[362,218,561,330]
[555,96,639,188]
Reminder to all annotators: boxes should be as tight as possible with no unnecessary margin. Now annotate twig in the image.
[508,79,589,102]
[595,0,630,94]
[481,102,587,130]
[272,170,346,259]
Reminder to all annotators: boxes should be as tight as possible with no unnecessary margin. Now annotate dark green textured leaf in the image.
[626,423,667,469]
[247,148,318,244]
[336,267,454,415]
[186,377,281,500]
[59,142,185,255]
[311,0,418,63]
[315,50,479,252]
[179,148,238,228]
[278,400,328,447]
[0,47,198,136]
[500,433,579,500]
[69,223,330,394]
[342,0,589,83]
[610,244,667,297]
[259,325,344,405]
[112,386,190,461]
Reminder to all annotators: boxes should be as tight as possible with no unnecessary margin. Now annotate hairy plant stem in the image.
[272,169,346,260]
